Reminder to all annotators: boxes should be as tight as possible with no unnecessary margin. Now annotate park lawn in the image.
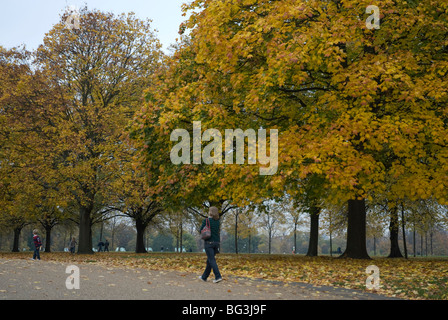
[1,252,447,300]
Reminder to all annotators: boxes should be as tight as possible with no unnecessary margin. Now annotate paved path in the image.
[0,258,397,300]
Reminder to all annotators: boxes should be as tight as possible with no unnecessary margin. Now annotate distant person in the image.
[104,239,109,252]
[69,237,77,255]
[32,229,42,260]
[98,241,104,252]
[198,206,222,283]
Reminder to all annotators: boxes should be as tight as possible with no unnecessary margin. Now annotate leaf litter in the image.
[1,252,447,300]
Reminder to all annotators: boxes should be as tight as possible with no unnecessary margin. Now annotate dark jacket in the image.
[33,235,42,248]
[200,218,220,242]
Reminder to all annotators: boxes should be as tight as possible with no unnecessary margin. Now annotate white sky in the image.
[0,0,188,53]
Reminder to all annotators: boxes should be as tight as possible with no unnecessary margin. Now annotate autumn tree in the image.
[105,140,164,254]
[258,201,286,254]
[285,199,306,255]
[162,209,190,253]
[0,46,70,251]
[365,203,387,257]
[166,0,448,260]
[131,33,283,233]
[223,206,257,254]
[34,7,163,253]
[320,201,347,256]
[223,205,260,253]
[0,48,31,251]
[112,201,157,253]
[130,0,448,262]
[238,208,259,253]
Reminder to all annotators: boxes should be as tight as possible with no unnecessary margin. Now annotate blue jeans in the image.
[33,247,40,260]
[201,241,222,280]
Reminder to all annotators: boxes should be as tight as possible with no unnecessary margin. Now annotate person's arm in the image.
[199,219,206,232]
[215,220,221,241]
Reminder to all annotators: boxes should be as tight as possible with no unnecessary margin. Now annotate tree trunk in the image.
[306,206,320,257]
[293,223,297,254]
[44,225,52,253]
[99,221,104,241]
[111,216,116,250]
[388,206,403,258]
[78,207,94,254]
[12,227,21,252]
[401,203,408,259]
[135,218,147,253]
[234,213,238,254]
[430,230,433,256]
[268,229,272,254]
[329,229,333,257]
[420,233,423,256]
[373,236,376,256]
[340,199,370,259]
[413,224,416,257]
[179,220,183,253]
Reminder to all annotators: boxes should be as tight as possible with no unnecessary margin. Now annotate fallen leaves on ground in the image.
[1,252,446,300]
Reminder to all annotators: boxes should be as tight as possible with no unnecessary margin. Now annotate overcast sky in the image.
[0,0,187,53]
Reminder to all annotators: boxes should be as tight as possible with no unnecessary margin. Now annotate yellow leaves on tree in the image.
[133,0,448,259]
[1,7,164,253]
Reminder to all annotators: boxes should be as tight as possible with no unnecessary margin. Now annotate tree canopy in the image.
[133,0,448,258]
[1,1,447,259]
